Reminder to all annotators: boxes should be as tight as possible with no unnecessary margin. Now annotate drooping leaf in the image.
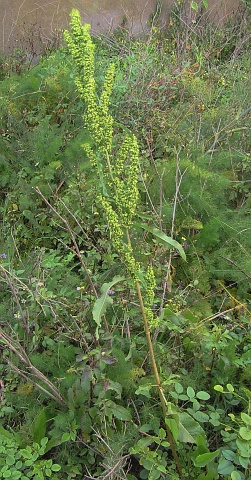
[165,418,179,443]
[134,222,186,260]
[92,276,124,338]
[178,412,205,443]
[0,426,14,440]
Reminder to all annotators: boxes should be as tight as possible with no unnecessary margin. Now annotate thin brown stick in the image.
[0,329,66,405]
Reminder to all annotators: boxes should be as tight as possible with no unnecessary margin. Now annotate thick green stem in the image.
[135,280,184,478]
[126,231,184,478]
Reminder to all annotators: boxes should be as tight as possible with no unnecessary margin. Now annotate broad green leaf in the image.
[135,385,152,398]
[165,418,179,443]
[192,411,209,423]
[231,472,241,480]
[33,409,46,444]
[51,464,61,472]
[194,450,219,467]
[241,412,251,426]
[40,437,48,448]
[236,438,251,457]
[134,223,186,260]
[6,455,15,466]
[105,400,132,421]
[3,471,12,479]
[241,349,251,361]
[159,428,166,440]
[92,276,124,338]
[187,386,195,399]
[226,384,234,393]
[45,436,66,453]
[222,450,237,462]
[196,391,210,400]
[136,437,155,449]
[214,385,224,392]
[218,458,234,475]
[239,456,249,469]
[105,380,122,399]
[157,464,167,473]
[178,412,204,443]
[141,458,153,472]
[202,0,208,8]
[196,435,208,447]
[140,424,152,433]
[175,382,184,394]
[61,432,71,442]
[239,427,251,440]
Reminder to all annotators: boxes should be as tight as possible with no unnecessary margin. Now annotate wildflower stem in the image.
[126,230,184,478]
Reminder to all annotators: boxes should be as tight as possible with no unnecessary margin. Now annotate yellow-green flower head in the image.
[64,13,114,154]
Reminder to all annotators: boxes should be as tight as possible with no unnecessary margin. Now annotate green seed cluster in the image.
[64,10,114,154]
[145,266,156,307]
[144,266,157,329]
[113,134,139,228]
[98,195,140,279]
[64,10,147,285]
[63,11,94,76]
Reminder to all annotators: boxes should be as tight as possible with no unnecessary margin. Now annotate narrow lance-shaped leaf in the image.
[92,276,124,338]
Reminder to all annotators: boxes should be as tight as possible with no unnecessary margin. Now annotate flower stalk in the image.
[64,10,184,477]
